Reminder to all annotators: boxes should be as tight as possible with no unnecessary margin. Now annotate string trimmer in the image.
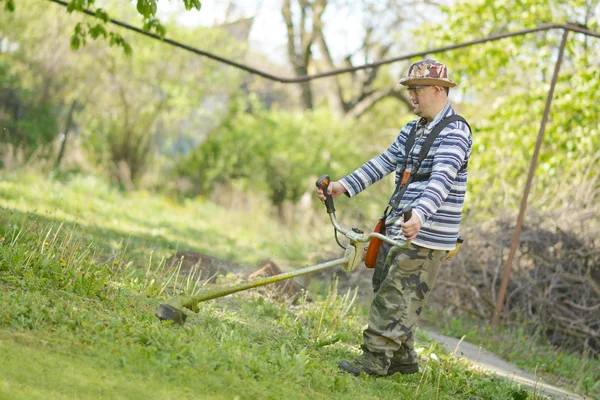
[155,175,411,325]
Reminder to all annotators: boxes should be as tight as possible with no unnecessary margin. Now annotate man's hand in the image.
[316,181,347,201]
[402,214,422,240]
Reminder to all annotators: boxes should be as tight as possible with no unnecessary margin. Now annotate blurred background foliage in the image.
[177,97,363,217]
[0,0,597,244]
[1,0,597,222]
[420,0,600,216]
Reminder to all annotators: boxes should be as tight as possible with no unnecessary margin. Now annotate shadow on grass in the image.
[0,206,252,271]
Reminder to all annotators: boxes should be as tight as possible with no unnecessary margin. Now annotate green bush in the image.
[178,99,360,214]
[0,61,58,166]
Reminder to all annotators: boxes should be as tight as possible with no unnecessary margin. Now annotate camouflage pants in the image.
[364,241,446,358]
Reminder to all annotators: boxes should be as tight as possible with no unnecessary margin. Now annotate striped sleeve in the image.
[338,123,413,197]
[413,127,470,223]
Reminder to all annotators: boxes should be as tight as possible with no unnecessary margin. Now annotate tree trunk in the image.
[55,99,77,170]
[282,0,317,110]
[280,0,418,118]
[297,69,313,109]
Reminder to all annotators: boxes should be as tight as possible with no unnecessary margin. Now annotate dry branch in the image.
[431,209,600,355]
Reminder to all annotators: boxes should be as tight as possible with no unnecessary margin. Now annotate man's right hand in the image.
[316,181,347,201]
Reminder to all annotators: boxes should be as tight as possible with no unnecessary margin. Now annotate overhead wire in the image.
[46,0,600,83]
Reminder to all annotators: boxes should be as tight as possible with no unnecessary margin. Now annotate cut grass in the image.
[0,173,550,399]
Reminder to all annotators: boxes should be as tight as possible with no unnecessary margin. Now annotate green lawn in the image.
[0,173,551,399]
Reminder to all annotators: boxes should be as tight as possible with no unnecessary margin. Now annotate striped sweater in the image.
[339,102,472,250]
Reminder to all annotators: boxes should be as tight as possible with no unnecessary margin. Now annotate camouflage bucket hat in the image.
[399,59,458,88]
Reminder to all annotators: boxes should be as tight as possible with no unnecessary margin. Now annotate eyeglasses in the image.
[406,85,431,92]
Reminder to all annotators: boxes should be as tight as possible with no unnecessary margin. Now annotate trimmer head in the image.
[155,303,187,325]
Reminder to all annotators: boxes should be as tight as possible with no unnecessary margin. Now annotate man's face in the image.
[407,85,434,117]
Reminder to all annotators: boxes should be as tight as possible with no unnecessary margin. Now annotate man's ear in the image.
[434,85,448,97]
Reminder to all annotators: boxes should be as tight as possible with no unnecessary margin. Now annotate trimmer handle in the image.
[403,206,412,222]
[316,174,336,214]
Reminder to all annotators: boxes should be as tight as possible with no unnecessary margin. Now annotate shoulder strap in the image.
[388,114,471,211]
[417,114,470,166]
[381,123,418,219]
[404,122,420,167]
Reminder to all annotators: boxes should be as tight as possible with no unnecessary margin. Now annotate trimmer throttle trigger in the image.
[316,174,336,214]
[403,206,412,222]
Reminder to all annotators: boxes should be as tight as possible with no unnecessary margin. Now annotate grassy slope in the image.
[0,173,547,399]
[0,174,319,266]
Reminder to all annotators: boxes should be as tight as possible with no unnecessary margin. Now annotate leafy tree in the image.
[1,0,246,186]
[0,1,102,169]
[0,61,58,167]
[419,0,600,213]
[76,18,247,187]
[1,0,202,53]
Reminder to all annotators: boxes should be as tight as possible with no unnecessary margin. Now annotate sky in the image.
[158,0,364,64]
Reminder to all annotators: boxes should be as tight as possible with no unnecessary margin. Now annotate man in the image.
[317,59,472,376]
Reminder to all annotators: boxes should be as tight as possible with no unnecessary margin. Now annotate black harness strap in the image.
[409,115,470,168]
[387,114,471,212]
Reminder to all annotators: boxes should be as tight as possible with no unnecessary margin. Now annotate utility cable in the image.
[46,0,600,84]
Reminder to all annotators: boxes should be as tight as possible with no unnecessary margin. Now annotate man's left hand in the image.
[402,214,422,241]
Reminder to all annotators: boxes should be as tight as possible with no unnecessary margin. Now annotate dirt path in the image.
[422,329,586,400]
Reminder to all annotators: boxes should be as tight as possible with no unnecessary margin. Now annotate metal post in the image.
[492,30,570,327]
